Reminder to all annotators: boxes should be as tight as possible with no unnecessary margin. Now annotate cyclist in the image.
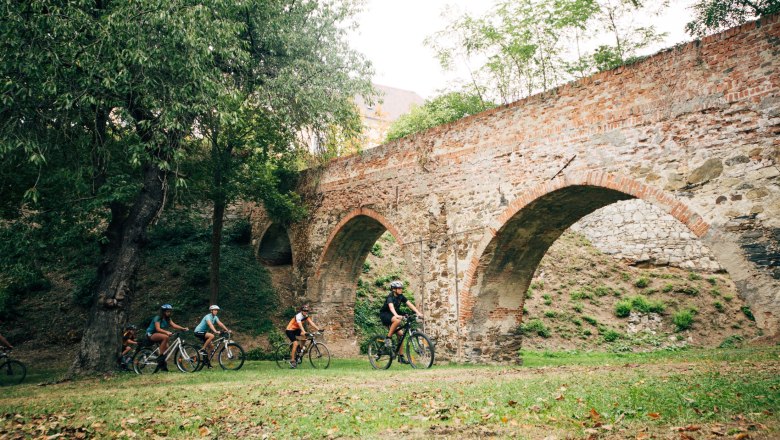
[380,280,423,364]
[119,325,138,370]
[194,305,230,367]
[285,304,321,369]
[146,304,189,371]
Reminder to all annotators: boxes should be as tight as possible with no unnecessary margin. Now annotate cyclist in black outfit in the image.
[380,280,423,364]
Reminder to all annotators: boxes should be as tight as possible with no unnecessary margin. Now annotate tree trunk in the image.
[209,197,225,306]
[68,163,168,376]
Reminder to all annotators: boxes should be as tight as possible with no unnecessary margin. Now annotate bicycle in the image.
[194,331,245,371]
[132,333,201,374]
[274,331,331,369]
[0,349,26,386]
[367,314,434,370]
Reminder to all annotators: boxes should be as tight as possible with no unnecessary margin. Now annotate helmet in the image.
[209,305,220,311]
[300,304,310,312]
[389,280,404,289]
[161,304,173,310]
[125,324,137,330]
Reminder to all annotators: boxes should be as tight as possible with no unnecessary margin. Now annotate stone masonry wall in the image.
[249,15,780,362]
[571,199,723,272]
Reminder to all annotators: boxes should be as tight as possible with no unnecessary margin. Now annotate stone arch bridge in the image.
[249,16,780,361]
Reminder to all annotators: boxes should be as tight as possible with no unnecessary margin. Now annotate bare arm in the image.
[406,301,422,317]
[388,303,399,317]
[305,317,320,332]
[169,320,188,331]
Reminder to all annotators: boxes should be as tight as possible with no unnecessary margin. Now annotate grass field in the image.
[1,347,778,439]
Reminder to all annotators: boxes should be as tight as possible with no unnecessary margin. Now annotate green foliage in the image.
[629,295,665,314]
[688,272,702,281]
[601,329,621,343]
[686,0,780,37]
[713,301,725,313]
[544,310,558,319]
[707,277,718,286]
[570,290,593,301]
[673,308,697,331]
[518,319,551,338]
[741,306,755,321]
[718,334,745,349]
[370,243,383,258]
[723,294,734,302]
[542,293,553,306]
[662,283,674,293]
[583,316,598,326]
[572,302,584,313]
[385,91,496,141]
[614,300,632,318]
[676,285,700,296]
[362,261,371,274]
[593,285,615,297]
[634,277,650,288]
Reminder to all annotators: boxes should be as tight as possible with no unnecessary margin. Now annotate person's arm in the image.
[0,334,13,349]
[305,317,320,332]
[154,320,171,336]
[207,319,218,333]
[388,303,399,318]
[169,320,188,332]
[406,301,423,317]
[218,320,229,332]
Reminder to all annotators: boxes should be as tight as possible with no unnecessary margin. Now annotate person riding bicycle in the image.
[194,305,230,368]
[146,304,189,371]
[380,280,423,364]
[118,324,138,370]
[0,333,13,350]
[285,304,321,369]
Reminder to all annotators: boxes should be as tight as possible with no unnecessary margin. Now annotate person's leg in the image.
[387,316,403,338]
[202,332,214,352]
[149,333,170,370]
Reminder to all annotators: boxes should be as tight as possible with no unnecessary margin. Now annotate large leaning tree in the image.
[0,0,372,375]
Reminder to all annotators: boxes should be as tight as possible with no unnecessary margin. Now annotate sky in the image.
[348,0,698,99]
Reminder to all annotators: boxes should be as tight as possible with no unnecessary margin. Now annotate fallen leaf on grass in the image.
[507,400,517,407]
[589,408,601,422]
[199,426,211,437]
[733,434,749,440]
[647,412,661,420]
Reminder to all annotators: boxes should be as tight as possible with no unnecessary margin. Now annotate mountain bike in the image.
[194,331,245,371]
[274,331,331,369]
[367,315,434,370]
[132,333,201,374]
[0,349,26,386]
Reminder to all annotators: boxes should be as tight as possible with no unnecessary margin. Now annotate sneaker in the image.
[289,360,297,369]
[398,355,409,365]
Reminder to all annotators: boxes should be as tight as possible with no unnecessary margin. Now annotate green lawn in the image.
[1,347,778,439]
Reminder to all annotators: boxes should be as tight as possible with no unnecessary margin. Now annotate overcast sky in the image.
[348,0,698,99]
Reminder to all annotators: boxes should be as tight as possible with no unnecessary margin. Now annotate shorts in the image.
[380,312,394,327]
[194,331,207,342]
[286,329,302,342]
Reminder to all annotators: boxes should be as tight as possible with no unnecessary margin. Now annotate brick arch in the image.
[257,223,294,266]
[457,172,710,359]
[310,208,404,349]
[315,207,405,279]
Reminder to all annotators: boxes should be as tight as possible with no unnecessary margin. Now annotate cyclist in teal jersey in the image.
[146,304,189,371]
[194,305,230,365]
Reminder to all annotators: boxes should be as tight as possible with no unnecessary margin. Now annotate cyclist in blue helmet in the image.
[145,304,189,371]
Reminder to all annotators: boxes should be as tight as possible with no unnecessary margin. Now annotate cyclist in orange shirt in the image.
[285,304,321,369]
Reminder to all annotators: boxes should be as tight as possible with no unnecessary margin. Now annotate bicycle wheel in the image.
[218,342,245,370]
[132,348,156,374]
[367,335,392,370]
[274,343,292,369]
[406,332,435,369]
[0,360,26,386]
[308,342,331,369]
[175,344,201,373]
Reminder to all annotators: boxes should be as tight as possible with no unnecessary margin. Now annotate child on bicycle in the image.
[194,305,230,368]
[118,324,138,370]
[380,280,423,364]
[146,304,189,371]
[285,304,321,369]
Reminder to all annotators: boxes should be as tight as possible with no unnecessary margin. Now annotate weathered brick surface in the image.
[249,15,780,361]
